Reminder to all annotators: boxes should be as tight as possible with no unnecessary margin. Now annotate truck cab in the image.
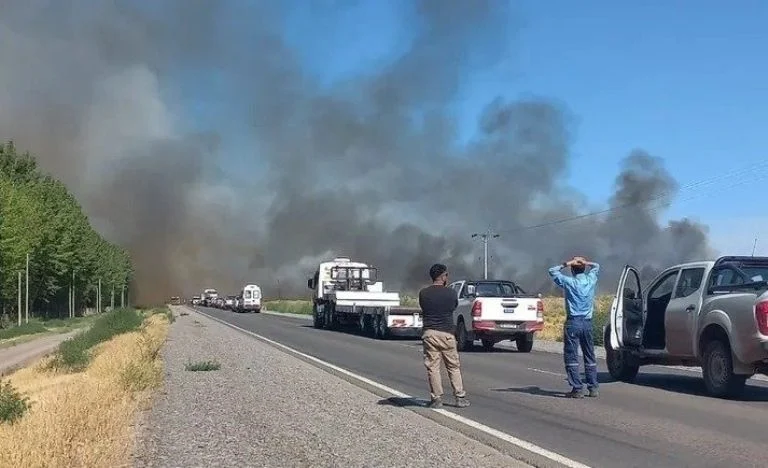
[306,257,405,338]
[448,279,544,352]
[606,256,768,398]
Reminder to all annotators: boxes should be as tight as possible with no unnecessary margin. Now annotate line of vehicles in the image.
[190,284,262,313]
[306,257,544,351]
[177,253,768,399]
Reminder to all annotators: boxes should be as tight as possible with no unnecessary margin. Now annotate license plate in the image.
[503,308,516,314]
[499,323,518,329]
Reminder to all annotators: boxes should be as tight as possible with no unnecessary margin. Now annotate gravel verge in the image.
[133,308,531,468]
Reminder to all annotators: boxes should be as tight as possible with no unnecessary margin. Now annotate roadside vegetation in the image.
[264,294,613,345]
[185,360,221,372]
[0,140,133,326]
[0,307,172,467]
[0,316,97,347]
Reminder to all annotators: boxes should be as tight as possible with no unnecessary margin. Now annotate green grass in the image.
[184,360,221,372]
[0,316,98,345]
[264,300,313,315]
[47,308,145,372]
[0,321,48,341]
[0,380,30,425]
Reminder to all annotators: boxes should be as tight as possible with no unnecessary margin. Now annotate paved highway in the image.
[197,306,768,468]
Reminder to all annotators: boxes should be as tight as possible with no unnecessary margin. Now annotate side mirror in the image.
[466,285,476,296]
[307,278,315,289]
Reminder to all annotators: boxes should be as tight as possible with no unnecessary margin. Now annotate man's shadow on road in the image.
[377,396,468,408]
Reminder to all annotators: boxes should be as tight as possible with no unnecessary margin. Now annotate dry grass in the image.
[540,294,614,343]
[0,312,170,468]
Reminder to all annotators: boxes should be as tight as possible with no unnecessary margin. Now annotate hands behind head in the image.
[566,256,588,267]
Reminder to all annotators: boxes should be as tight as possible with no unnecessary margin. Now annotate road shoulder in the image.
[133,306,535,468]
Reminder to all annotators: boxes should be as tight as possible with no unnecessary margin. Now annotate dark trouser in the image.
[563,316,598,391]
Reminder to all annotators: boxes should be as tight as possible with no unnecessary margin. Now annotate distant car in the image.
[225,296,236,310]
[191,296,201,306]
[170,296,181,305]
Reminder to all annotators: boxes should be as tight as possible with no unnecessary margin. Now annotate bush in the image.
[0,380,30,424]
[48,308,144,371]
[185,360,221,372]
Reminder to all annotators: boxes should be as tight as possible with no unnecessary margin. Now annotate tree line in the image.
[0,141,133,322]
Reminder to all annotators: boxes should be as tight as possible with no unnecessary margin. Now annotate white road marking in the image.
[528,367,567,377]
[191,307,592,468]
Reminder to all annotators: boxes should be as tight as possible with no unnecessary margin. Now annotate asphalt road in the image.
[197,306,768,468]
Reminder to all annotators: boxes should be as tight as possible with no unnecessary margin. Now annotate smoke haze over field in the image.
[0,0,715,303]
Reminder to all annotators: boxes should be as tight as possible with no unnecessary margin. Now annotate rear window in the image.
[244,290,251,299]
[470,282,523,297]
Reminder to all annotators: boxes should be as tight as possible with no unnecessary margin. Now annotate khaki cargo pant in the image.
[422,329,466,400]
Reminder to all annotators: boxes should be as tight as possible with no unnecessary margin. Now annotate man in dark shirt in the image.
[419,263,469,409]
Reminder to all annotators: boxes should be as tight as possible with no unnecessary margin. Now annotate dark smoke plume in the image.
[0,0,714,303]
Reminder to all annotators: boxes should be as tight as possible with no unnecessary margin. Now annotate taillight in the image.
[537,300,544,320]
[471,301,482,317]
[756,301,768,335]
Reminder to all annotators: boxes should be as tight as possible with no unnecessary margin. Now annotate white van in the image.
[240,284,262,313]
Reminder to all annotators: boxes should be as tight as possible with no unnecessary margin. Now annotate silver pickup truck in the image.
[605,256,768,398]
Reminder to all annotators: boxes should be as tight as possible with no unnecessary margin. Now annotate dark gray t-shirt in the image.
[419,285,458,333]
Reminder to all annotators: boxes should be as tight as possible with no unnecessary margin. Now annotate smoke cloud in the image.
[0,0,714,303]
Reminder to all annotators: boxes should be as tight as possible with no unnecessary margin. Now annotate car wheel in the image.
[516,334,533,353]
[702,338,748,398]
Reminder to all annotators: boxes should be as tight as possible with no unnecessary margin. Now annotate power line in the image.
[496,160,768,235]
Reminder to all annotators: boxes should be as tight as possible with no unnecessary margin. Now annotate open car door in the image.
[609,265,643,350]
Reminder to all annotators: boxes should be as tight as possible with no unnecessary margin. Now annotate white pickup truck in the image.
[606,256,768,398]
[448,279,544,352]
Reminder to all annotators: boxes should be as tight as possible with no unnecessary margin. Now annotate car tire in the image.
[516,334,533,353]
[702,338,748,399]
[604,327,639,382]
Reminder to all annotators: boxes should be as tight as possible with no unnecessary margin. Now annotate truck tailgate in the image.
[477,297,541,323]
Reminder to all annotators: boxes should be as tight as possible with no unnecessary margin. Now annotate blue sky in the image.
[184,1,768,256]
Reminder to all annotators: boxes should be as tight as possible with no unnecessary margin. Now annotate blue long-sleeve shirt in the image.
[548,263,600,319]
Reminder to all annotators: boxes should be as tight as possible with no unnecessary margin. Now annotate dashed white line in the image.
[192,307,592,468]
[527,367,567,377]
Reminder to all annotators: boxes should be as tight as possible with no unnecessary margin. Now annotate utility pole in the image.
[72,271,76,318]
[98,278,102,314]
[752,237,758,257]
[121,285,125,308]
[471,228,500,280]
[17,271,22,326]
[25,253,29,323]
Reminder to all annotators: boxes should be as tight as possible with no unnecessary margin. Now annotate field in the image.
[264,294,613,345]
[0,308,171,467]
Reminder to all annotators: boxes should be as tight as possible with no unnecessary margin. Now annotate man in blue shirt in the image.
[548,256,600,398]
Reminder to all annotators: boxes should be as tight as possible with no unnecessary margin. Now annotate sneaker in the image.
[587,388,599,398]
[426,397,443,409]
[565,389,584,399]
[455,396,470,408]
